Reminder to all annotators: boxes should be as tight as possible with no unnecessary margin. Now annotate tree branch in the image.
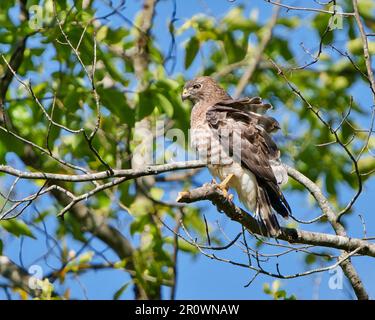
[286,165,368,299]
[264,0,354,17]
[352,0,375,98]
[0,160,205,182]
[176,182,375,257]
[0,256,40,297]
[177,161,370,299]
[0,0,29,128]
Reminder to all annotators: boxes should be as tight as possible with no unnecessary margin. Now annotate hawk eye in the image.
[193,83,201,89]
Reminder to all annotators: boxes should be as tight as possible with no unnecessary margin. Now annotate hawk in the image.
[182,76,291,236]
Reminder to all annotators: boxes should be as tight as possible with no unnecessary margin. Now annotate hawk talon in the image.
[217,173,234,202]
[221,188,230,199]
[220,193,234,208]
[218,173,234,191]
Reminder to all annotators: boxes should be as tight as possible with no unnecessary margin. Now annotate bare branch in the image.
[0,160,206,182]
[264,0,354,17]
[0,256,42,297]
[176,182,375,258]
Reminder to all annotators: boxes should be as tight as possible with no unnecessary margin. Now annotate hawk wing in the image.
[218,96,273,114]
[217,97,280,133]
[206,99,291,233]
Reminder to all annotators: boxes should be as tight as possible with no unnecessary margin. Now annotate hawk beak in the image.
[181,88,190,101]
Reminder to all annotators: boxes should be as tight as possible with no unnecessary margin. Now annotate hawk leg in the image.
[217,173,234,201]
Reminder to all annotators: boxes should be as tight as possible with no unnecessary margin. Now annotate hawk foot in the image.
[217,174,234,202]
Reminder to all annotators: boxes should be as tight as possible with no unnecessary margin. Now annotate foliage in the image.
[0,0,374,300]
[263,281,297,300]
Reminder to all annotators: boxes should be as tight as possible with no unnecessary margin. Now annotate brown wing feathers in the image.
[213,99,281,133]
[256,184,281,236]
[219,97,273,114]
[206,99,291,235]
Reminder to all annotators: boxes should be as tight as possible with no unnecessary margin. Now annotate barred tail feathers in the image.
[256,184,281,237]
[256,180,291,237]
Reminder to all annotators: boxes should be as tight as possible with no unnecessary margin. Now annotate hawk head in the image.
[182,76,230,104]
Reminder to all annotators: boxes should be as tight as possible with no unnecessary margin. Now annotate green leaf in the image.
[263,283,271,294]
[223,6,258,31]
[278,17,300,29]
[155,93,174,117]
[274,290,287,299]
[106,28,129,44]
[223,32,246,63]
[75,0,83,10]
[311,13,334,45]
[100,50,129,86]
[130,217,148,236]
[358,0,375,20]
[305,253,317,265]
[348,39,375,55]
[114,282,131,300]
[0,138,6,162]
[136,90,156,121]
[184,36,200,69]
[96,26,108,42]
[0,220,35,239]
[150,187,164,200]
[164,237,198,254]
[98,87,134,126]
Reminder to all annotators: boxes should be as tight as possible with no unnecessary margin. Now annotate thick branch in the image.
[0,160,205,182]
[352,0,375,98]
[0,0,159,300]
[132,0,158,83]
[178,162,369,299]
[269,59,368,299]
[176,183,375,258]
[0,256,40,297]
[286,162,368,300]
[49,186,150,299]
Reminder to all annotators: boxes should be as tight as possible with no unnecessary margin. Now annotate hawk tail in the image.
[263,181,291,218]
[256,181,291,237]
[256,184,281,237]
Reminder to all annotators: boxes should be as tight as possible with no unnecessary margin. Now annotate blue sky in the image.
[1,0,375,300]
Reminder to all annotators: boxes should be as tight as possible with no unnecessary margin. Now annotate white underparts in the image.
[191,123,288,216]
[209,164,258,213]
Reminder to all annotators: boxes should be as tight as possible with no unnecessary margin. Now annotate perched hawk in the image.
[182,76,291,236]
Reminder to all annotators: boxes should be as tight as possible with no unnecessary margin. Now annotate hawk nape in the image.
[182,76,291,236]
